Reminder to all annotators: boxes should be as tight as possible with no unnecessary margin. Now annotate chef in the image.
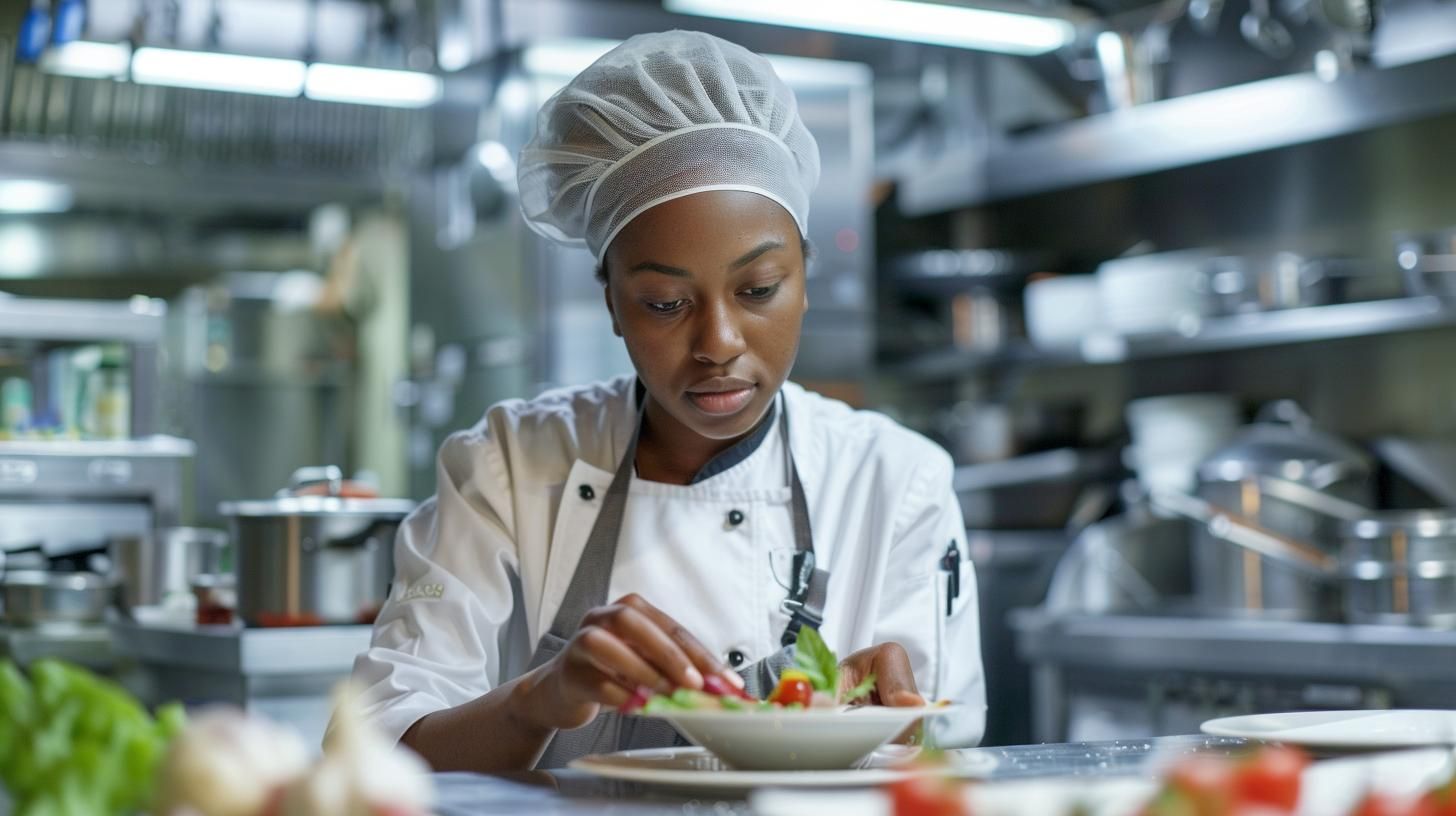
[350,30,985,771]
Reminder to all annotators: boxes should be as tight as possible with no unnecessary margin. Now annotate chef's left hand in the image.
[837,642,925,708]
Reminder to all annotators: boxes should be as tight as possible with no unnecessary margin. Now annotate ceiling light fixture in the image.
[305,63,443,108]
[0,180,74,214]
[131,47,307,97]
[664,0,1079,56]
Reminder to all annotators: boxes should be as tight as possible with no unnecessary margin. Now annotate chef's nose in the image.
[692,298,747,366]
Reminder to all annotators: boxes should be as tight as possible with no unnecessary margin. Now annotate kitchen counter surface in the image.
[432,734,1248,815]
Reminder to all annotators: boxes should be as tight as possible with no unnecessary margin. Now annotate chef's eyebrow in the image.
[626,261,691,277]
[729,240,785,270]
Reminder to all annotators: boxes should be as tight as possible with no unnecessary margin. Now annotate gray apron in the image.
[527,394,828,769]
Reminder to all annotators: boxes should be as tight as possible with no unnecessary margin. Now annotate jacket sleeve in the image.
[870,447,987,748]
[347,421,522,747]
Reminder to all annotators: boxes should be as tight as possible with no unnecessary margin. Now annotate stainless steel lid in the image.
[1341,510,1456,539]
[218,496,416,518]
[1197,404,1371,488]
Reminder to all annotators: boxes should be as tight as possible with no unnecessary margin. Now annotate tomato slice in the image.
[1231,746,1309,811]
[886,775,971,816]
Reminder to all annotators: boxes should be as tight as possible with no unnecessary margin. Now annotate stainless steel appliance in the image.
[1190,404,1373,620]
[1341,511,1456,627]
[110,527,230,612]
[0,571,116,627]
[220,468,413,627]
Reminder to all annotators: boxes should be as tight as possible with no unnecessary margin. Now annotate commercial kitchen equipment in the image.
[1188,403,1374,620]
[110,617,372,750]
[1012,608,1456,743]
[220,467,413,628]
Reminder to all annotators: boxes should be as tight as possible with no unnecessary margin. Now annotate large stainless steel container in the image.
[1192,404,1373,621]
[111,527,230,611]
[220,482,413,627]
[0,571,116,626]
[1341,512,1456,628]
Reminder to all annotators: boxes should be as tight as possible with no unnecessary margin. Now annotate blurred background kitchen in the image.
[2,0,1456,750]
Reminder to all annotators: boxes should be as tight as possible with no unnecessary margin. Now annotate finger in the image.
[571,625,674,694]
[616,594,734,686]
[871,644,926,708]
[599,604,707,690]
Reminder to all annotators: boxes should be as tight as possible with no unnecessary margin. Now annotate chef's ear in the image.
[600,264,624,337]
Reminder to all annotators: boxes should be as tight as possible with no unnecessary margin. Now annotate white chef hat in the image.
[518,31,821,266]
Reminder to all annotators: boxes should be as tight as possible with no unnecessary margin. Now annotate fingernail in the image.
[725,671,745,689]
[684,666,704,689]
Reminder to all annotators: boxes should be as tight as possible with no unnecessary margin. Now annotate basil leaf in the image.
[792,627,839,694]
[843,673,876,704]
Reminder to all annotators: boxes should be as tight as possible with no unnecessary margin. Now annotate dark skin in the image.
[401,191,923,773]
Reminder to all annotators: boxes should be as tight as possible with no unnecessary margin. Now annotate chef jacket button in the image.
[726,649,747,668]
[578,484,595,501]
[727,509,745,526]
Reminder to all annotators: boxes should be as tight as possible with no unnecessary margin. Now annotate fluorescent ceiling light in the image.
[305,63,442,108]
[39,40,132,79]
[665,0,1078,56]
[0,180,73,214]
[524,38,869,87]
[132,47,306,97]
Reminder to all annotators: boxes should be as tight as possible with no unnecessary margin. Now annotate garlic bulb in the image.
[156,707,310,816]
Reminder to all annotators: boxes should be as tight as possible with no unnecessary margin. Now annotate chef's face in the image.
[603,190,808,441]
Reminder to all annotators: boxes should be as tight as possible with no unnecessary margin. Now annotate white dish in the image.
[570,744,997,794]
[645,704,966,771]
[1097,250,1214,335]
[1024,275,1104,349]
[1201,709,1456,749]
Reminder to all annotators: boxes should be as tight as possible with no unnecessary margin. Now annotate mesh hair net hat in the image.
[518,31,821,265]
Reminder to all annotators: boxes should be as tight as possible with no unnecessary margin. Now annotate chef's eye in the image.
[645,299,688,315]
[741,283,780,301]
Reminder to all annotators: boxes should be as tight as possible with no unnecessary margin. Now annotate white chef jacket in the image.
[351,376,986,748]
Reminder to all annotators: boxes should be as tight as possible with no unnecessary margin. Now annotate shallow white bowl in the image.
[641,704,966,771]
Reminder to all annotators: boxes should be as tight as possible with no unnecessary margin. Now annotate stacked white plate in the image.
[1097,250,1215,335]
[1125,394,1240,494]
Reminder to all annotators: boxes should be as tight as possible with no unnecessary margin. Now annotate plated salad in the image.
[620,627,879,715]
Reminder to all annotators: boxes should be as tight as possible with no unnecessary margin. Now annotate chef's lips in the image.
[684,376,757,417]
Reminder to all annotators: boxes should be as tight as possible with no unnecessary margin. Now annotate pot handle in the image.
[1255,474,1369,519]
[1150,489,1339,577]
[282,466,344,498]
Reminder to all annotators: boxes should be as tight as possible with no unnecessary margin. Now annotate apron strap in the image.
[780,395,829,647]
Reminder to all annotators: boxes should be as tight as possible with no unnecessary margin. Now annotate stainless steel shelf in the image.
[906,50,1456,212]
[887,297,1456,381]
[1010,608,1456,682]
[109,618,373,677]
[0,296,167,344]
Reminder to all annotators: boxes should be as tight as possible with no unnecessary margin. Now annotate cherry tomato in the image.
[885,775,971,816]
[1351,792,1419,816]
[1415,785,1456,816]
[1231,746,1309,810]
[768,669,814,708]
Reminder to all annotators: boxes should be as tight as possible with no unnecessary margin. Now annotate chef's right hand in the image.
[516,593,742,731]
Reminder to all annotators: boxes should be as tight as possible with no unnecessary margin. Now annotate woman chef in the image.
[351,30,985,771]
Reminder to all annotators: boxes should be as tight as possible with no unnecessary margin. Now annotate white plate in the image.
[570,744,997,795]
[644,704,968,771]
[1201,709,1456,749]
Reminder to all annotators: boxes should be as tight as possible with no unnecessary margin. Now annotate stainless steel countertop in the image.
[1009,608,1456,682]
[431,735,1247,816]
[108,618,373,676]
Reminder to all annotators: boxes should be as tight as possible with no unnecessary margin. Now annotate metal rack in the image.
[904,49,1456,213]
[887,296,1456,382]
[0,295,166,437]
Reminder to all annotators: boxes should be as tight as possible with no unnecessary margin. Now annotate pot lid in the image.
[1197,405,1371,488]
[218,496,416,518]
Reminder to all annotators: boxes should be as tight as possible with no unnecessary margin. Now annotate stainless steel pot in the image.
[1191,403,1373,620]
[0,571,117,626]
[1341,511,1456,628]
[110,527,230,611]
[220,468,414,627]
